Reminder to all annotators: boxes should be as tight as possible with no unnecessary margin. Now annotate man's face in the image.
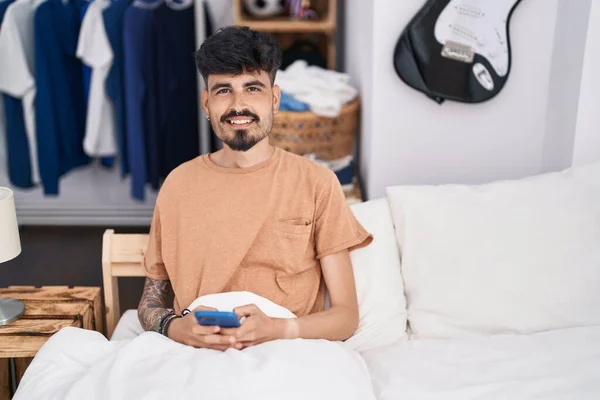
[202,70,280,152]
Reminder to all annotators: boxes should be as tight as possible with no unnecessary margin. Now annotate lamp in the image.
[0,187,24,326]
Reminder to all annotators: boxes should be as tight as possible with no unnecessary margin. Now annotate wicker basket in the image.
[269,97,360,160]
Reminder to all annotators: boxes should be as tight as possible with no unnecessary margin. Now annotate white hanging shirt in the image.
[0,96,5,175]
[0,0,43,184]
[76,0,117,157]
[205,0,234,31]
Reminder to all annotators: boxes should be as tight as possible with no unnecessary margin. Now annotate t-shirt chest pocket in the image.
[259,217,313,273]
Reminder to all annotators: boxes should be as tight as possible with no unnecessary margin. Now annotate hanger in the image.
[165,0,192,10]
[132,0,163,9]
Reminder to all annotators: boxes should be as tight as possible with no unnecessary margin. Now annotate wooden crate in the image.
[0,286,103,399]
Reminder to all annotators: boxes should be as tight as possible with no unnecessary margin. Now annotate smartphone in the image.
[194,310,241,328]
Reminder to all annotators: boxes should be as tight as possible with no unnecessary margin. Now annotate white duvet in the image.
[14,328,375,400]
[13,292,377,400]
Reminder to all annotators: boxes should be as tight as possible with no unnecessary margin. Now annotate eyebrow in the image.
[243,80,267,88]
[210,80,267,92]
[210,82,232,92]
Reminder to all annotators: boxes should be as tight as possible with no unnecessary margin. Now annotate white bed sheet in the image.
[110,309,144,341]
[362,326,600,400]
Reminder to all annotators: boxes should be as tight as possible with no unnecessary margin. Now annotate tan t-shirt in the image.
[144,146,373,316]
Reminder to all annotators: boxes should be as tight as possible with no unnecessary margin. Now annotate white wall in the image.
[345,0,374,191]
[573,0,600,166]
[542,0,591,171]
[347,0,594,199]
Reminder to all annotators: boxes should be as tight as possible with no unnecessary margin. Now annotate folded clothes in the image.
[276,60,358,117]
[279,91,310,111]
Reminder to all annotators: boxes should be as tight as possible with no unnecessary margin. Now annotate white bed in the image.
[13,161,600,399]
[113,309,600,400]
[363,326,600,400]
[110,309,146,341]
[113,311,600,400]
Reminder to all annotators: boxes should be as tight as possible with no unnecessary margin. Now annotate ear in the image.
[201,89,209,117]
[272,84,281,114]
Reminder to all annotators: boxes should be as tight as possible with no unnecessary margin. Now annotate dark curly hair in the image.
[195,26,282,86]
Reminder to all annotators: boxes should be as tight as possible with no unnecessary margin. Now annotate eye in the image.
[216,88,231,94]
[247,87,260,92]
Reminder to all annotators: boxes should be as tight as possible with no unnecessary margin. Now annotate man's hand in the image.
[220,304,288,348]
[167,306,241,351]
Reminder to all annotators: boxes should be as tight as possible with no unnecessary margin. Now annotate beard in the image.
[213,109,273,152]
[224,129,262,152]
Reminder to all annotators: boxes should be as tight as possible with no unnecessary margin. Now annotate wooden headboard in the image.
[101,229,148,338]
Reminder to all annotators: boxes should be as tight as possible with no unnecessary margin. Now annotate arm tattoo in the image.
[138,278,172,332]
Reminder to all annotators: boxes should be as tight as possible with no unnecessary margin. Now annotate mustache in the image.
[220,109,260,123]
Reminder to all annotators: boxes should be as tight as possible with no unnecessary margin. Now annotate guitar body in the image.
[394,0,523,104]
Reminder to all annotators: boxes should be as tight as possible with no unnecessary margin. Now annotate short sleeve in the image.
[314,170,373,259]
[0,6,35,97]
[144,200,169,280]
[76,3,113,68]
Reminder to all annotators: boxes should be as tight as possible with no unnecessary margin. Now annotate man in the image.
[138,26,372,351]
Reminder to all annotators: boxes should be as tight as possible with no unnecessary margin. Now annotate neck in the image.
[211,139,275,169]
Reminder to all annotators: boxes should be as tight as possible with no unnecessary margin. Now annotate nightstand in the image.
[0,286,103,399]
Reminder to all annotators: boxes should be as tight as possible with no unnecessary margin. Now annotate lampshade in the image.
[0,187,21,263]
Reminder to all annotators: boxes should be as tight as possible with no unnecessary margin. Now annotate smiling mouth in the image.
[226,117,256,127]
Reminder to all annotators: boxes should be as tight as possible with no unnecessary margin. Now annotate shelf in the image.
[231,0,337,70]
[235,18,335,33]
[233,0,337,34]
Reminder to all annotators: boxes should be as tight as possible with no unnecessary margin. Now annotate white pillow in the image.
[187,291,296,319]
[344,198,408,351]
[386,162,600,339]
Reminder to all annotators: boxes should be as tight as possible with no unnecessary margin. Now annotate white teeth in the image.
[230,119,252,125]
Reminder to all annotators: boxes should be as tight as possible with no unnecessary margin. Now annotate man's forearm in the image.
[277,305,359,342]
[138,278,172,332]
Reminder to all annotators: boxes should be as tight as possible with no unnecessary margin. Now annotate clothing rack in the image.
[0,0,226,226]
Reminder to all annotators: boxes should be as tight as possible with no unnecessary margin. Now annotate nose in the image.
[229,90,248,111]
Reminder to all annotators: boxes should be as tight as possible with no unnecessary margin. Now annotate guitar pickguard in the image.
[393,0,524,103]
[435,0,519,77]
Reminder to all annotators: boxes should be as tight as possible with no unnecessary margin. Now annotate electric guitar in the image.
[393,0,523,104]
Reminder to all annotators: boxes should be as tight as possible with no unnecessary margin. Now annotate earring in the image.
[207,116,210,121]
